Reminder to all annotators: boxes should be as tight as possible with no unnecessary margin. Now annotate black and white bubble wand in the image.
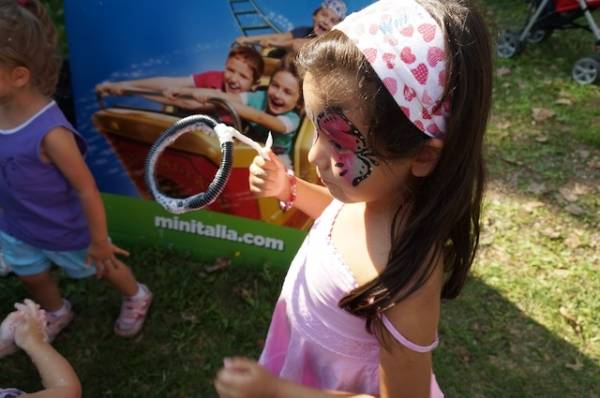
[144,114,271,214]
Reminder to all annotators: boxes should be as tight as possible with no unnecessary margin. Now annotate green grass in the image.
[0,250,285,397]
[4,0,600,396]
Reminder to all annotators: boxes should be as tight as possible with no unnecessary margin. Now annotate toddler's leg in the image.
[101,257,138,296]
[102,258,152,337]
[19,271,63,311]
[18,272,74,341]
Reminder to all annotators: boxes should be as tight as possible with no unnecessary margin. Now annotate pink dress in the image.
[259,199,444,397]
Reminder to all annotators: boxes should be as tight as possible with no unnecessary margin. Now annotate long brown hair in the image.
[298,0,492,337]
[0,0,61,96]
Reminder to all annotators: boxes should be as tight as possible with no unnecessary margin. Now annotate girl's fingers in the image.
[248,163,265,178]
[229,356,256,369]
[95,262,105,278]
[112,245,130,257]
[214,378,234,398]
[250,155,266,170]
[110,257,126,271]
[216,367,247,387]
[23,300,39,315]
[249,178,277,197]
[267,151,282,165]
[14,303,27,313]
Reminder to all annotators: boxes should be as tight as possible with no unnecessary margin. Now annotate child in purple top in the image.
[216,0,493,396]
[0,0,152,350]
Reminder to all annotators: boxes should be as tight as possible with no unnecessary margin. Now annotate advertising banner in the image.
[64,0,371,267]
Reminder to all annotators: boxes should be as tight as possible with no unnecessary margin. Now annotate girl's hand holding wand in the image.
[248,151,291,202]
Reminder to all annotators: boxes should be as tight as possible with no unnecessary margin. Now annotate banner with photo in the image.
[64,0,372,266]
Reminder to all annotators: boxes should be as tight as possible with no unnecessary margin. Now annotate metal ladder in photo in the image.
[228,0,282,36]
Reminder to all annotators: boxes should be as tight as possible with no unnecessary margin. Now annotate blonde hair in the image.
[0,0,61,96]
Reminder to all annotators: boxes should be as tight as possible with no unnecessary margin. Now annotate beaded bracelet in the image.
[279,168,297,212]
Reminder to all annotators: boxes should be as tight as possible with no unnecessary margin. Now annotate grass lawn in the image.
[2,0,599,396]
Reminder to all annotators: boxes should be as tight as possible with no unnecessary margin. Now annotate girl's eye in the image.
[329,139,345,151]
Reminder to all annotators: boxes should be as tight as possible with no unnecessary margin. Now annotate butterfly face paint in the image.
[315,107,379,187]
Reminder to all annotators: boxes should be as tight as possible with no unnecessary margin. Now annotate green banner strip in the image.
[103,194,306,268]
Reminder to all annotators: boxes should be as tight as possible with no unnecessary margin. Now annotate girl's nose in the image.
[307,133,325,167]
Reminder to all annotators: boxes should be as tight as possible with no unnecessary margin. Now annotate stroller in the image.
[497,0,600,84]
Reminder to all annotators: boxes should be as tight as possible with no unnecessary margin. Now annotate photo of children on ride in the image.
[84,1,368,228]
[164,55,303,168]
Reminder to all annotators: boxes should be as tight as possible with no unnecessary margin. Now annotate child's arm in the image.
[236,32,294,49]
[163,87,242,104]
[41,127,128,278]
[19,340,81,398]
[380,264,443,397]
[162,86,248,115]
[249,152,332,219]
[12,300,81,398]
[215,357,373,398]
[96,76,195,96]
[185,89,292,134]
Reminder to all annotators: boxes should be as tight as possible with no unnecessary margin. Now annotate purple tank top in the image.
[0,101,90,251]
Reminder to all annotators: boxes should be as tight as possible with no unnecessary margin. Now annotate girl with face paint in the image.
[217,1,493,397]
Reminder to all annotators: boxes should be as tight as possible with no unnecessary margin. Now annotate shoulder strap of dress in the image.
[381,315,439,353]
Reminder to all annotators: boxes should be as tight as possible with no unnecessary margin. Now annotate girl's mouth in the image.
[269,97,285,109]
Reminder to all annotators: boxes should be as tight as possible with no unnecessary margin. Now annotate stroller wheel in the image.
[572,55,600,85]
[497,31,522,59]
[526,29,552,44]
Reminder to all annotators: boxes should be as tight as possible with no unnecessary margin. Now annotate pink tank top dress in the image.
[259,199,444,396]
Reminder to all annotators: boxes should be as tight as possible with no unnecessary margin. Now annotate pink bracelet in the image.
[279,168,297,212]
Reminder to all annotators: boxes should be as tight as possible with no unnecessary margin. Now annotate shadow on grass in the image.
[436,276,600,398]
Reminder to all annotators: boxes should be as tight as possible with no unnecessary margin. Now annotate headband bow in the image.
[335,0,450,138]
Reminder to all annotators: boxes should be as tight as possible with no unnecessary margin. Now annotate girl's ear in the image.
[11,66,30,88]
[410,138,443,177]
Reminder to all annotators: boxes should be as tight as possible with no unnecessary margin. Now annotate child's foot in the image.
[114,284,152,337]
[46,299,74,342]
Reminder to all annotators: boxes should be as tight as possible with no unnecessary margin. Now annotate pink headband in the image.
[335,0,450,138]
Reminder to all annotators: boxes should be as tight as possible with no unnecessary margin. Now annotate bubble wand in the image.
[144,114,272,214]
